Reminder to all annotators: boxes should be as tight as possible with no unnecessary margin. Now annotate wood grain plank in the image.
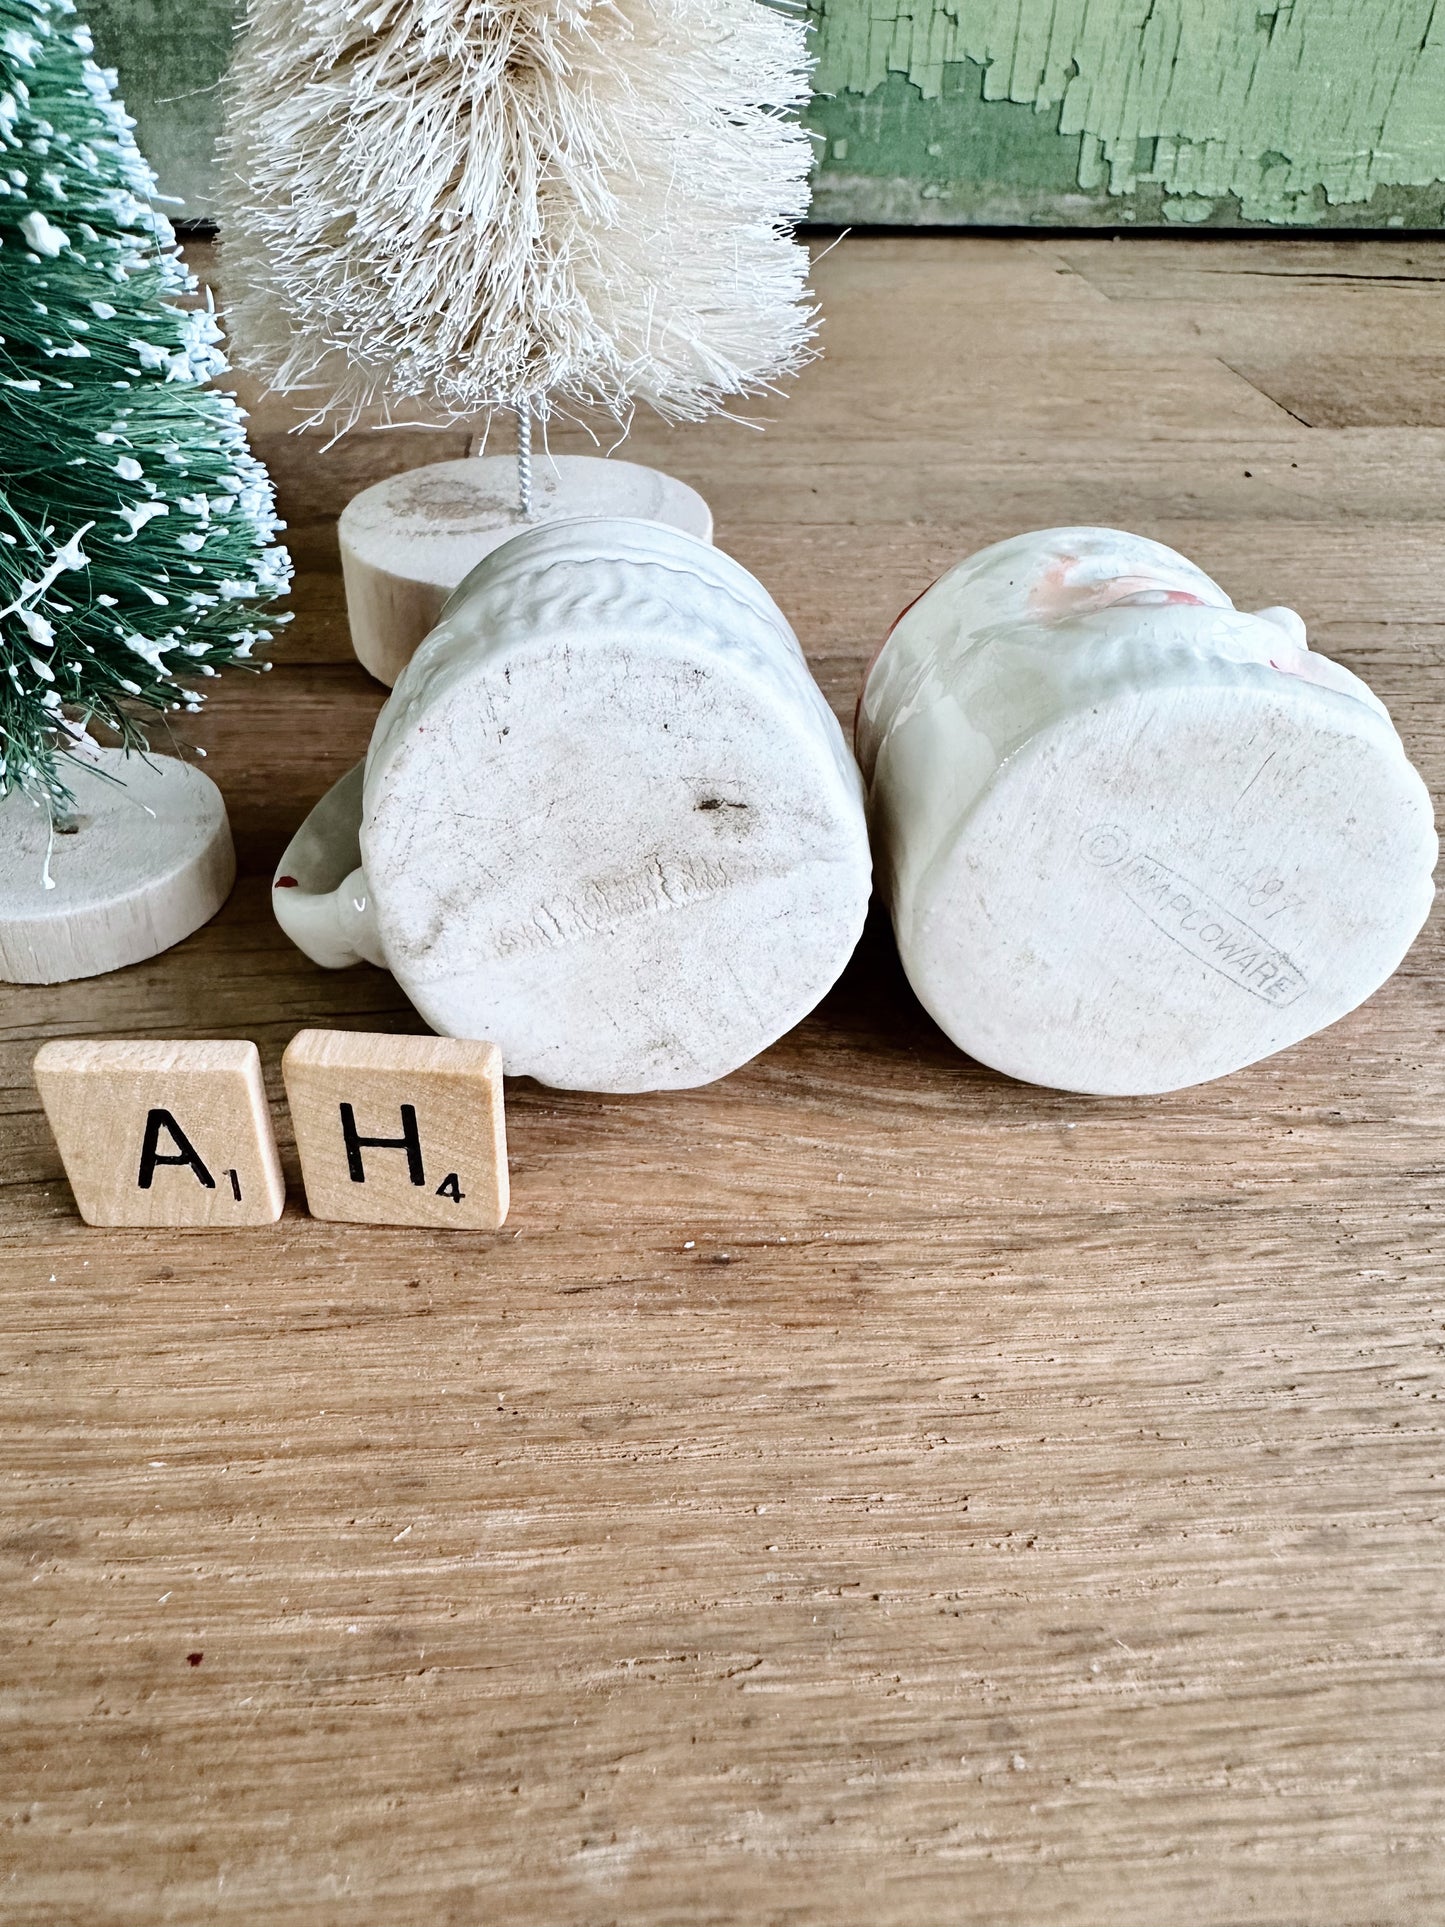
[2,235,1443,1926]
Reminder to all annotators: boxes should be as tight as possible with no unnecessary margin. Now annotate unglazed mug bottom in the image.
[897,676,1434,1095]
[276,518,872,1093]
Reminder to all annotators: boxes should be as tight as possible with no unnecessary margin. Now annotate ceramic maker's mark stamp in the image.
[1082,827,1309,1007]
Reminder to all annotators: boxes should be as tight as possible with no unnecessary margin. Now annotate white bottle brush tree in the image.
[219,0,818,683]
[0,0,291,982]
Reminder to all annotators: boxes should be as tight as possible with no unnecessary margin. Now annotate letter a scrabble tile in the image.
[282,1029,508,1230]
[34,1039,286,1227]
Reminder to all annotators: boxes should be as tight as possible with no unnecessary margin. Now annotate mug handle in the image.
[272,762,388,970]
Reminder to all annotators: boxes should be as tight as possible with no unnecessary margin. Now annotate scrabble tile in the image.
[282,1029,508,1229]
[34,1040,285,1227]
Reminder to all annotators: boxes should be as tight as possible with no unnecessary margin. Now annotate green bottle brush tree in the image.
[0,0,290,981]
[0,0,289,803]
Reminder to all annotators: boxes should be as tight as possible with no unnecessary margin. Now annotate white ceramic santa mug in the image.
[857,527,1437,1095]
[275,518,871,1093]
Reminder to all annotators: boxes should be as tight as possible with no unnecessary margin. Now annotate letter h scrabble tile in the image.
[282,1029,508,1229]
[33,1039,286,1227]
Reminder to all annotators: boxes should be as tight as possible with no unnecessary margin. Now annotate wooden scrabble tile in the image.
[34,1040,285,1228]
[282,1029,508,1230]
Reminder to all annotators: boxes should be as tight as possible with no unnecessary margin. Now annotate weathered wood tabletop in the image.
[4,237,1443,1926]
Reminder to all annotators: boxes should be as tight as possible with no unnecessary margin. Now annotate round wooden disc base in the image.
[339,454,714,686]
[0,750,235,984]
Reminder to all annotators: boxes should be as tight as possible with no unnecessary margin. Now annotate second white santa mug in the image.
[857,527,1436,1095]
[275,519,1437,1098]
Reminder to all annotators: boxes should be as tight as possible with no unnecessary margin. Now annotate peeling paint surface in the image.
[810,0,1445,225]
[89,0,1445,226]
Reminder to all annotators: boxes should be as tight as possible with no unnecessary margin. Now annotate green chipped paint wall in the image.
[87,0,1445,228]
[807,0,1445,226]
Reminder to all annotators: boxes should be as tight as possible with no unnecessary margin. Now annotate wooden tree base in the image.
[339,454,713,686]
[0,750,235,984]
